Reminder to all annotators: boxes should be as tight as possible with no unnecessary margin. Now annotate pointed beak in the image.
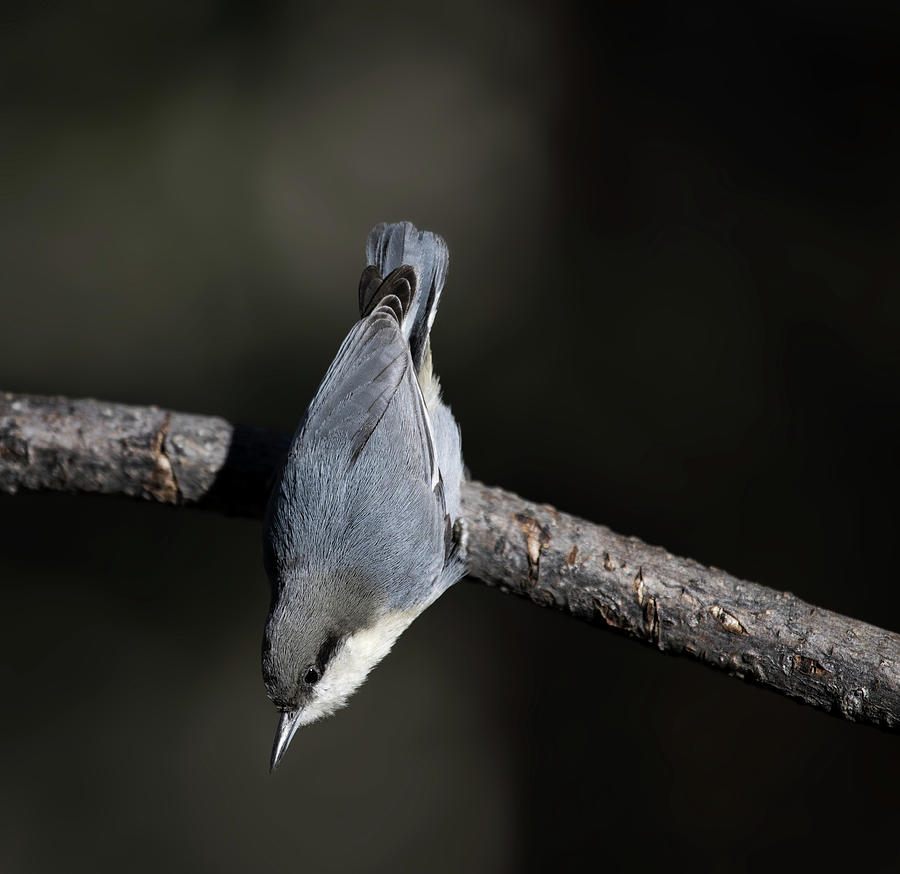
[270,709,303,772]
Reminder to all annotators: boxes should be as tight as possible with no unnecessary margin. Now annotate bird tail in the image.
[358,222,449,377]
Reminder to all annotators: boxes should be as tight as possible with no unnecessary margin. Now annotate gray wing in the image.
[265,303,451,605]
[298,305,436,484]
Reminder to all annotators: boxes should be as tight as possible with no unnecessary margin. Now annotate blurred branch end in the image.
[3,391,898,731]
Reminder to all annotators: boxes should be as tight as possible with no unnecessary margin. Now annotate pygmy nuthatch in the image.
[262,222,466,770]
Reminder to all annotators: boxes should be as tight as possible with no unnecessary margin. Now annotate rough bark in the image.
[0,392,288,516]
[2,391,898,731]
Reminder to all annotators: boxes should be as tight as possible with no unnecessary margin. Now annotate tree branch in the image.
[2,391,898,730]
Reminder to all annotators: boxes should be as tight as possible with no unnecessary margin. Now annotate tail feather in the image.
[363,222,449,372]
[359,265,414,321]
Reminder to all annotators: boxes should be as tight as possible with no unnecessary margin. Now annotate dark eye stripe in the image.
[316,635,339,666]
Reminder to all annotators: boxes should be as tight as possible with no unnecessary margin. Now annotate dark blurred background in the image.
[2,1,899,872]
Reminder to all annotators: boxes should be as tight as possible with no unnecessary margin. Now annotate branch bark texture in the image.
[2,391,898,730]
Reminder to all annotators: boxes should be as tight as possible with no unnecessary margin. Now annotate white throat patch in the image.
[298,607,421,726]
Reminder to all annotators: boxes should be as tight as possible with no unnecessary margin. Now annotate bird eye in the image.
[304,666,320,685]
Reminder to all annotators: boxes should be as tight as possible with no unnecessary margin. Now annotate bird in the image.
[262,221,466,771]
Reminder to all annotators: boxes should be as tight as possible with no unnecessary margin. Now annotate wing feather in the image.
[296,306,437,486]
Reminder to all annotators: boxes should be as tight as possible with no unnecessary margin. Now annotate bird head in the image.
[262,574,420,770]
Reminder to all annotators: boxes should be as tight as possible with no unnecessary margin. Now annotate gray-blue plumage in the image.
[262,222,465,751]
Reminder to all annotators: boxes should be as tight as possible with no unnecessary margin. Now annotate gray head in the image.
[262,566,376,705]
[262,564,424,769]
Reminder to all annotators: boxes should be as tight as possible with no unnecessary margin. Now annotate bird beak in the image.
[270,709,303,772]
